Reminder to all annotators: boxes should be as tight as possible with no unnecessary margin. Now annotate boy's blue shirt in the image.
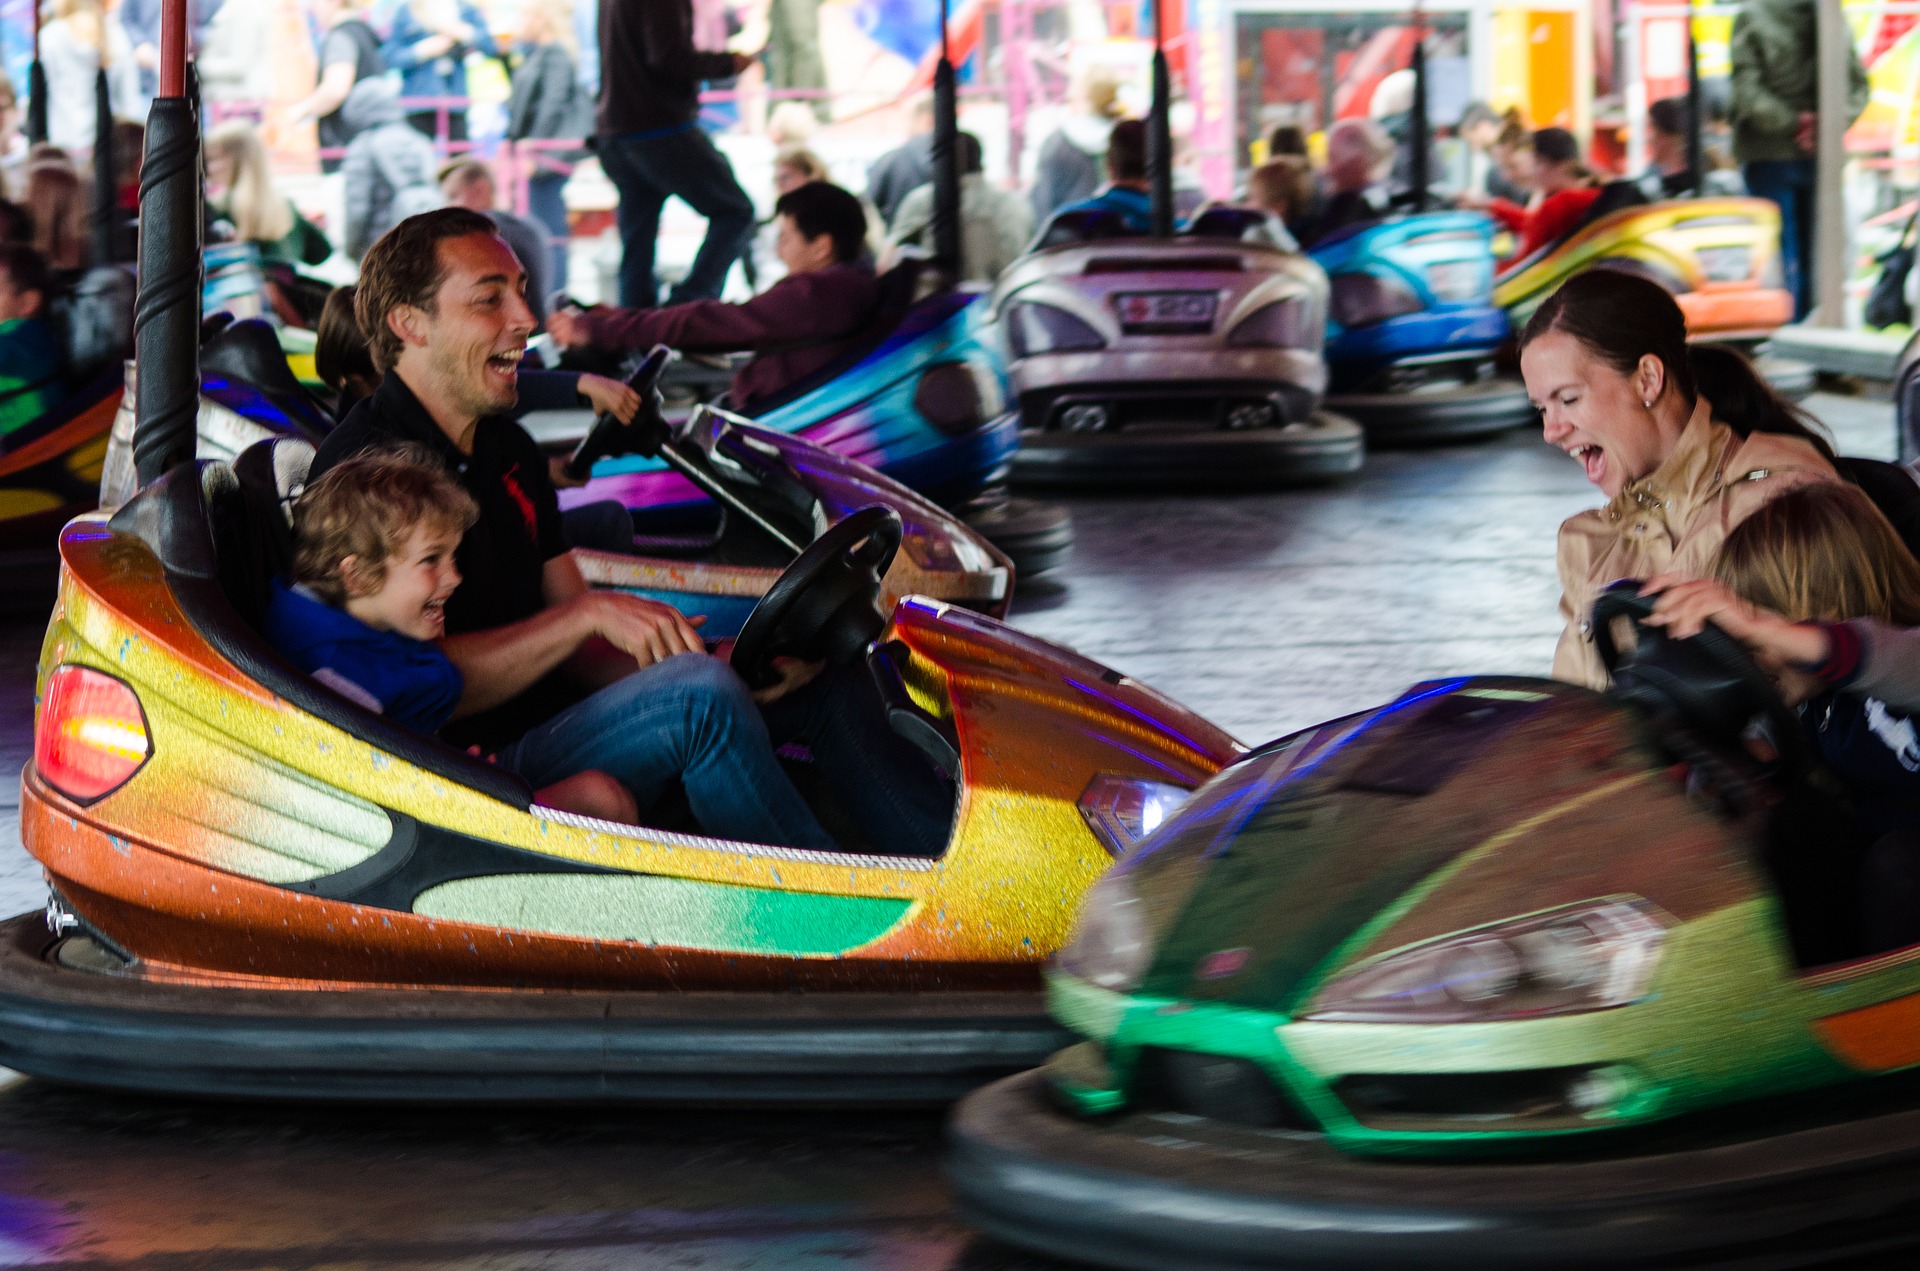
[264,578,464,735]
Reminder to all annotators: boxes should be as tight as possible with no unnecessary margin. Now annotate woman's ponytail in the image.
[1687,343,1834,461]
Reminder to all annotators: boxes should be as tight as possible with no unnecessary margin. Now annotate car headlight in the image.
[1329,272,1422,329]
[1226,298,1315,349]
[1078,773,1194,859]
[1058,869,1152,991]
[1006,301,1105,357]
[1301,897,1670,1024]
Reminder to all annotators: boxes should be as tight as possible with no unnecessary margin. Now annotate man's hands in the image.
[575,592,706,667]
[1640,574,1829,669]
[576,373,642,422]
[710,639,823,703]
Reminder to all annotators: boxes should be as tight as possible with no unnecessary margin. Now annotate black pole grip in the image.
[1148,48,1174,238]
[25,61,47,147]
[92,67,116,266]
[1686,14,1704,197]
[132,96,203,489]
[1409,35,1429,213]
[931,57,961,279]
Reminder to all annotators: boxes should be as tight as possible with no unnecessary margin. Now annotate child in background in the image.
[267,448,637,823]
[0,243,65,439]
[1644,483,1920,959]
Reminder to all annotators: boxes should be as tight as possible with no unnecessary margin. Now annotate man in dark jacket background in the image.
[597,0,757,309]
[547,181,877,410]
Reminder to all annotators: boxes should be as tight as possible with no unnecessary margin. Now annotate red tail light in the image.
[36,665,150,803]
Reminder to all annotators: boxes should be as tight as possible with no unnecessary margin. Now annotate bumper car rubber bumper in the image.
[1324,376,1539,446]
[1009,412,1364,489]
[947,1069,1920,1271]
[0,915,1066,1103]
[1755,355,1817,401]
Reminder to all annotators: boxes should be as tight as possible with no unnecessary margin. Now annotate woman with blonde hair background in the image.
[205,121,332,269]
[38,0,138,156]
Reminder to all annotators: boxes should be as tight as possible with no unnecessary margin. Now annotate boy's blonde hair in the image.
[291,448,477,606]
[1714,483,1920,626]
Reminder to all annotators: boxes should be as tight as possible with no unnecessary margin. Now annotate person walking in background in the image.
[194,0,272,110]
[1028,65,1126,226]
[206,121,333,269]
[506,0,591,294]
[289,0,386,175]
[595,0,757,307]
[765,0,825,122]
[340,79,444,259]
[866,96,933,225]
[1730,0,1867,319]
[884,132,1031,282]
[40,0,139,157]
[439,158,551,326]
[384,0,498,146]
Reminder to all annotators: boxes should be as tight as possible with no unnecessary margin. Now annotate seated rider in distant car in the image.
[1291,118,1392,248]
[1053,118,1154,235]
[546,182,881,413]
[268,447,638,824]
[1461,126,1600,264]
[0,243,64,440]
[310,208,951,856]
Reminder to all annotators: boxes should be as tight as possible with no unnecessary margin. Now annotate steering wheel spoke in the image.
[730,505,904,690]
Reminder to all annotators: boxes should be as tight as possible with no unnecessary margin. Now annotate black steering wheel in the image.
[563,344,673,482]
[1590,582,1808,780]
[730,505,902,690]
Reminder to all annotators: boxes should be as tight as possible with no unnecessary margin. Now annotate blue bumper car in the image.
[1309,211,1538,444]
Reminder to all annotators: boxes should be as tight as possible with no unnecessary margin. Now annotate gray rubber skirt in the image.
[1757,355,1818,401]
[1009,411,1365,490]
[0,916,1066,1103]
[1325,376,1539,447]
[947,1069,1920,1271]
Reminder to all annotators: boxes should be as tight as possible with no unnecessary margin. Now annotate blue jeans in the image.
[764,662,955,859]
[494,653,838,852]
[596,126,755,308]
[1743,157,1816,320]
[526,170,572,298]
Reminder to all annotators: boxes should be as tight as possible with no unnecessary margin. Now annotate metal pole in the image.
[92,68,115,265]
[930,0,961,278]
[1685,4,1704,197]
[1408,11,1429,212]
[1147,0,1173,237]
[1812,0,1848,326]
[26,0,45,146]
[131,0,203,488]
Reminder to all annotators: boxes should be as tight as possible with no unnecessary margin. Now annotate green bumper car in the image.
[949,588,1920,1269]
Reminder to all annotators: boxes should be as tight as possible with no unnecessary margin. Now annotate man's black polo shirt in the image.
[309,373,567,637]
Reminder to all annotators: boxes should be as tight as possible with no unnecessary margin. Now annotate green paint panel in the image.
[414,874,912,956]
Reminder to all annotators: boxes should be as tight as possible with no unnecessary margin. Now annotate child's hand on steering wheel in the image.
[1639,574,1829,669]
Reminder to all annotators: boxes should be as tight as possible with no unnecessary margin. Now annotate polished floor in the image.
[0,395,1896,1268]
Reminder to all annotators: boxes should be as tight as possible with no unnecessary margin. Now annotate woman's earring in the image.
[1643,399,1654,409]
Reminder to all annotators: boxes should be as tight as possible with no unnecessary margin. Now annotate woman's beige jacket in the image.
[1553,398,1840,688]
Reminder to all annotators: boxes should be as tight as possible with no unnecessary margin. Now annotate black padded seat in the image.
[232,436,315,575]
[108,461,532,808]
[1032,209,1134,251]
[1837,455,1920,564]
[201,318,333,440]
[1184,206,1289,246]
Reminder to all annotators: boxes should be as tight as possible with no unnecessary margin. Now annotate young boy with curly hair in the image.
[266,448,636,822]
